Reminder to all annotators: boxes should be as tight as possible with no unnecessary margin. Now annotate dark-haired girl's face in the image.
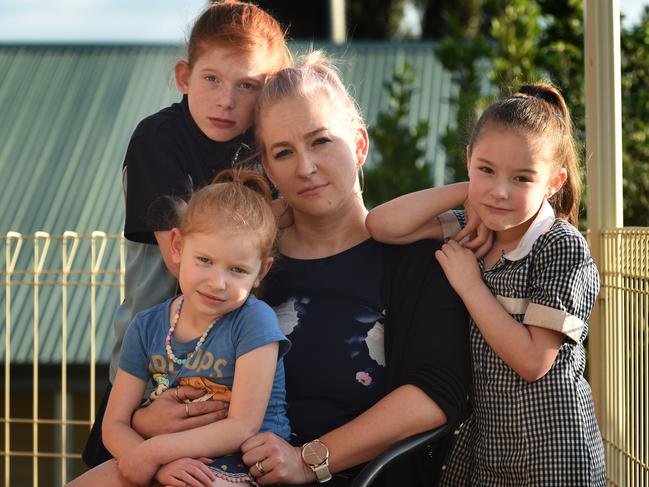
[259,92,368,219]
[467,125,566,243]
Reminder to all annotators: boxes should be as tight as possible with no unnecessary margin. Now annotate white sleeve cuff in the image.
[523,302,584,342]
[438,210,462,241]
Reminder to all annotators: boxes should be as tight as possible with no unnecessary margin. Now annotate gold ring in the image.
[255,460,266,474]
[185,403,190,418]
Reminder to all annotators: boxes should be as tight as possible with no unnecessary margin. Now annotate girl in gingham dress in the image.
[367,83,605,486]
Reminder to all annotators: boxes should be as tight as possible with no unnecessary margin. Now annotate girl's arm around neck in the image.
[366,182,468,244]
[140,342,280,464]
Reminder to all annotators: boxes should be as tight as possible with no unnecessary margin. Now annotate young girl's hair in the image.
[179,168,278,260]
[468,83,581,225]
[254,50,366,154]
[187,0,291,73]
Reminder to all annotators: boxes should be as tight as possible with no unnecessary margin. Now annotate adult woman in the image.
[133,51,471,486]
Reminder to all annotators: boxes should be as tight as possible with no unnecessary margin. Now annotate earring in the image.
[358,165,365,194]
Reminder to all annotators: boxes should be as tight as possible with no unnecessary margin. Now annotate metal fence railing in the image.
[599,228,649,486]
[2,230,648,486]
[2,232,123,487]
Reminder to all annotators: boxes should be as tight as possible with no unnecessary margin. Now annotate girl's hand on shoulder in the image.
[155,457,216,487]
[435,240,483,297]
[455,201,493,258]
[241,432,314,485]
[132,385,228,438]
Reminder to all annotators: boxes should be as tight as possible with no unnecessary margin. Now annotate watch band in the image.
[312,461,332,483]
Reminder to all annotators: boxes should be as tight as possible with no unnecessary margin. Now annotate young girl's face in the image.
[467,123,566,241]
[171,225,272,323]
[259,92,368,218]
[175,45,273,142]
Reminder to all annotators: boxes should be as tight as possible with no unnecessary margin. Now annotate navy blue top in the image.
[259,239,387,440]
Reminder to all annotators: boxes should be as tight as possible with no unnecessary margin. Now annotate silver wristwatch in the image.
[301,439,332,483]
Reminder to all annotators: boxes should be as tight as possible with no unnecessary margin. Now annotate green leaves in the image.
[364,63,433,208]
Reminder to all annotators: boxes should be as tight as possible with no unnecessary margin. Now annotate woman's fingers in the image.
[175,385,206,401]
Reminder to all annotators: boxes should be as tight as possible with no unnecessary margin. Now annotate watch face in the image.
[302,441,328,466]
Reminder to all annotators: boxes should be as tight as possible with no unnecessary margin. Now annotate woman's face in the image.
[259,92,368,218]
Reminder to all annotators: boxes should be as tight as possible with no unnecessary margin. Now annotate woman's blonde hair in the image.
[254,50,366,155]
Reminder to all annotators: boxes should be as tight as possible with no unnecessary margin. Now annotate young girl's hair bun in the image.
[516,83,569,122]
[213,167,273,203]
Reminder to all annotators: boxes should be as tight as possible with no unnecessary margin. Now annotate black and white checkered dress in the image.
[439,203,606,486]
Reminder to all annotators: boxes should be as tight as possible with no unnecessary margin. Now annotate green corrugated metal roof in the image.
[0,42,457,364]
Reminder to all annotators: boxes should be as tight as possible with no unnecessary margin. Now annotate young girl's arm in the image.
[116,343,280,485]
[366,182,469,244]
[102,369,150,457]
[435,240,565,381]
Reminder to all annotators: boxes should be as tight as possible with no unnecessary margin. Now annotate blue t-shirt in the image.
[120,294,291,440]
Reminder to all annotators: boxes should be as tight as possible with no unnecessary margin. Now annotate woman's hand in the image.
[131,385,228,438]
[241,432,315,485]
[435,240,484,298]
[154,457,216,487]
[455,202,493,258]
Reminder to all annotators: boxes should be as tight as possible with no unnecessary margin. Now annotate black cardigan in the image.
[380,239,471,486]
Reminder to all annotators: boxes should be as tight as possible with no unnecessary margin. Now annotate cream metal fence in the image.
[2,232,124,487]
[1,230,649,485]
[599,228,649,486]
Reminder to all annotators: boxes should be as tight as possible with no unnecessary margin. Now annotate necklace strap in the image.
[165,295,218,366]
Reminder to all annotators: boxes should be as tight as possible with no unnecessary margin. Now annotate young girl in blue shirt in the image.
[69,169,290,487]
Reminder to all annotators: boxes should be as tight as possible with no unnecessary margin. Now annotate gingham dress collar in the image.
[503,199,555,261]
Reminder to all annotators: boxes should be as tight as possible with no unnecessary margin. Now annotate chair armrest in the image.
[350,424,452,487]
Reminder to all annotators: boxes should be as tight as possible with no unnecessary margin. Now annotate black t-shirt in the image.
[123,95,255,244]
[259,239,387,441]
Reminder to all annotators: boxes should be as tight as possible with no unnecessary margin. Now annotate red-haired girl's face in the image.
[175,45,272,142]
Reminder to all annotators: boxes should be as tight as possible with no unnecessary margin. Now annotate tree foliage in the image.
[621,7,649,225]
[349,0,647,224]
[363,63,433,208]
[346,0,407,38]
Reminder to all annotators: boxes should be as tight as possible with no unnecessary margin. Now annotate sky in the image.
[0,0,646,43]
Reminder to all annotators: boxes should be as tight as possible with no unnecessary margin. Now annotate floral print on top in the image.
[259,239,387,441]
